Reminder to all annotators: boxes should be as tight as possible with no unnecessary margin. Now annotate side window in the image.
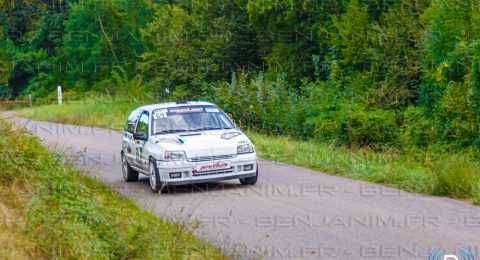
[135,112,149,136]
[125,109,142,133]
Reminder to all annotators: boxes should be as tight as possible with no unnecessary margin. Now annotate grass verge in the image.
[249,131,480,202]
[17,97,480,204]
[0,119,225,259]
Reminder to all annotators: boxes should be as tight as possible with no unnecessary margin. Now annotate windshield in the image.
[152,106,235,135]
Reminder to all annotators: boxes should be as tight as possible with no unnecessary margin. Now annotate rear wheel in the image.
[122,153,138,182]
[149,159,166,193]
[240,166,258,185]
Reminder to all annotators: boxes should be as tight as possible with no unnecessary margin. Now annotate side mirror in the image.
[133,132,148,141]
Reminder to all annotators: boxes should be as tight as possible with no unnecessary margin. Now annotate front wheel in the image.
[122,153,138,182]
[149,159,166,193]
[240,167,258,185]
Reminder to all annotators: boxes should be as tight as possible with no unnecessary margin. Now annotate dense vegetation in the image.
[0,119,225,259]
[1,0,480,151]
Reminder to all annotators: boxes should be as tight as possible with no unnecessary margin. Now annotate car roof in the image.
[137,101,217,112]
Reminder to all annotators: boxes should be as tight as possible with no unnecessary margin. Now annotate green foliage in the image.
[0,34,15,98]
[141,0,260,95]
[0,119,225,259]
[58,0,152,92]
[400,106,437,147]
[1,0,66,97]
[432,155,480,199]
[3,0,480,152]
[331,0,372,71]
[307,103,399,148]
[213,72,296,134]
[419,0,480,148]
[246,0,327,80]
[251,129,480,203]
[1,0,153,100]
[210,72,399,149]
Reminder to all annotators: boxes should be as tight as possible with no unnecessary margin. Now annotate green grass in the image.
[0,119,225,259]
[248,131,480,201]
[17,97,480,204]
[17,97,146,130]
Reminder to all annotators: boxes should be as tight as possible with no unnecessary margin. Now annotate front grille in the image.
[187,154,236,163]
[192,167,235,177]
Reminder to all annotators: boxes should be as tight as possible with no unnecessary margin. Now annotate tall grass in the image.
[248,131,480,203]
[432,155,480,199]
[0,119,225,259]
[16,97,480,204]
[18,96,150,130]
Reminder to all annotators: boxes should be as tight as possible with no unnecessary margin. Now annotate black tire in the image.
[240,166,258,185]
[149,159,166,193]
[122,153,138,182]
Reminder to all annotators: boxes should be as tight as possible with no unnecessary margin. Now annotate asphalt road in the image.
[4,113,480,259]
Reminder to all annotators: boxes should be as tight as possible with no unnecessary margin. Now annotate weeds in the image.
[0,119,225,259]
[432,155,480,199]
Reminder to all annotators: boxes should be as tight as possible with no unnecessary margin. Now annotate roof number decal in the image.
[153,109,168,119]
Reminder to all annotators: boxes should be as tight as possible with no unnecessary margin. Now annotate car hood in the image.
[150,129,250,158]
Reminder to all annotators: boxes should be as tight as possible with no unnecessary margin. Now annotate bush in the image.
[400,106,438,147]
[212,72,296,135]
[307,103,399,148]
[344,106,399,148]
[213,73,403,148]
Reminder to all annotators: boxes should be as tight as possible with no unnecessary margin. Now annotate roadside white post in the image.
[164,87,170,101]
[57,85,62,105]
[28,94,32,107]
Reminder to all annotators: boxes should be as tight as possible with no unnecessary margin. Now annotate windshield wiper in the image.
[192,127,233,131]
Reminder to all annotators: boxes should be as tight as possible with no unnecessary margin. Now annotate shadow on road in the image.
[135,176,249,196]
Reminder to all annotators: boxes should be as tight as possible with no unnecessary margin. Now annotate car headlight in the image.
[237,144,254,154]
[164,151,186,160]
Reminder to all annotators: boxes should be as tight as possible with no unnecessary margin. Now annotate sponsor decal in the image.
[169,107,203,114]
[193,162,230,173]
[205,107,220,113]
[220,131,242,140]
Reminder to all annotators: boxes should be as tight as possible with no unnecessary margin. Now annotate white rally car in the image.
[121,101,258,192]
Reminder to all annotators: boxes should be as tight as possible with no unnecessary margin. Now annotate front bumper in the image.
[155,153,257,185]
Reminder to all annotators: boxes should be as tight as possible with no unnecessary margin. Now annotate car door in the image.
[123,109,142,166]
[134,111,150,171]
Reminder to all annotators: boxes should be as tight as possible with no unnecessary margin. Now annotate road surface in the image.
[3,113,480,259]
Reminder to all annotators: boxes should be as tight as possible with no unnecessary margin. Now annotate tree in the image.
[141,0,260,97]
[0,27,15,98]
[57,0,153,93]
